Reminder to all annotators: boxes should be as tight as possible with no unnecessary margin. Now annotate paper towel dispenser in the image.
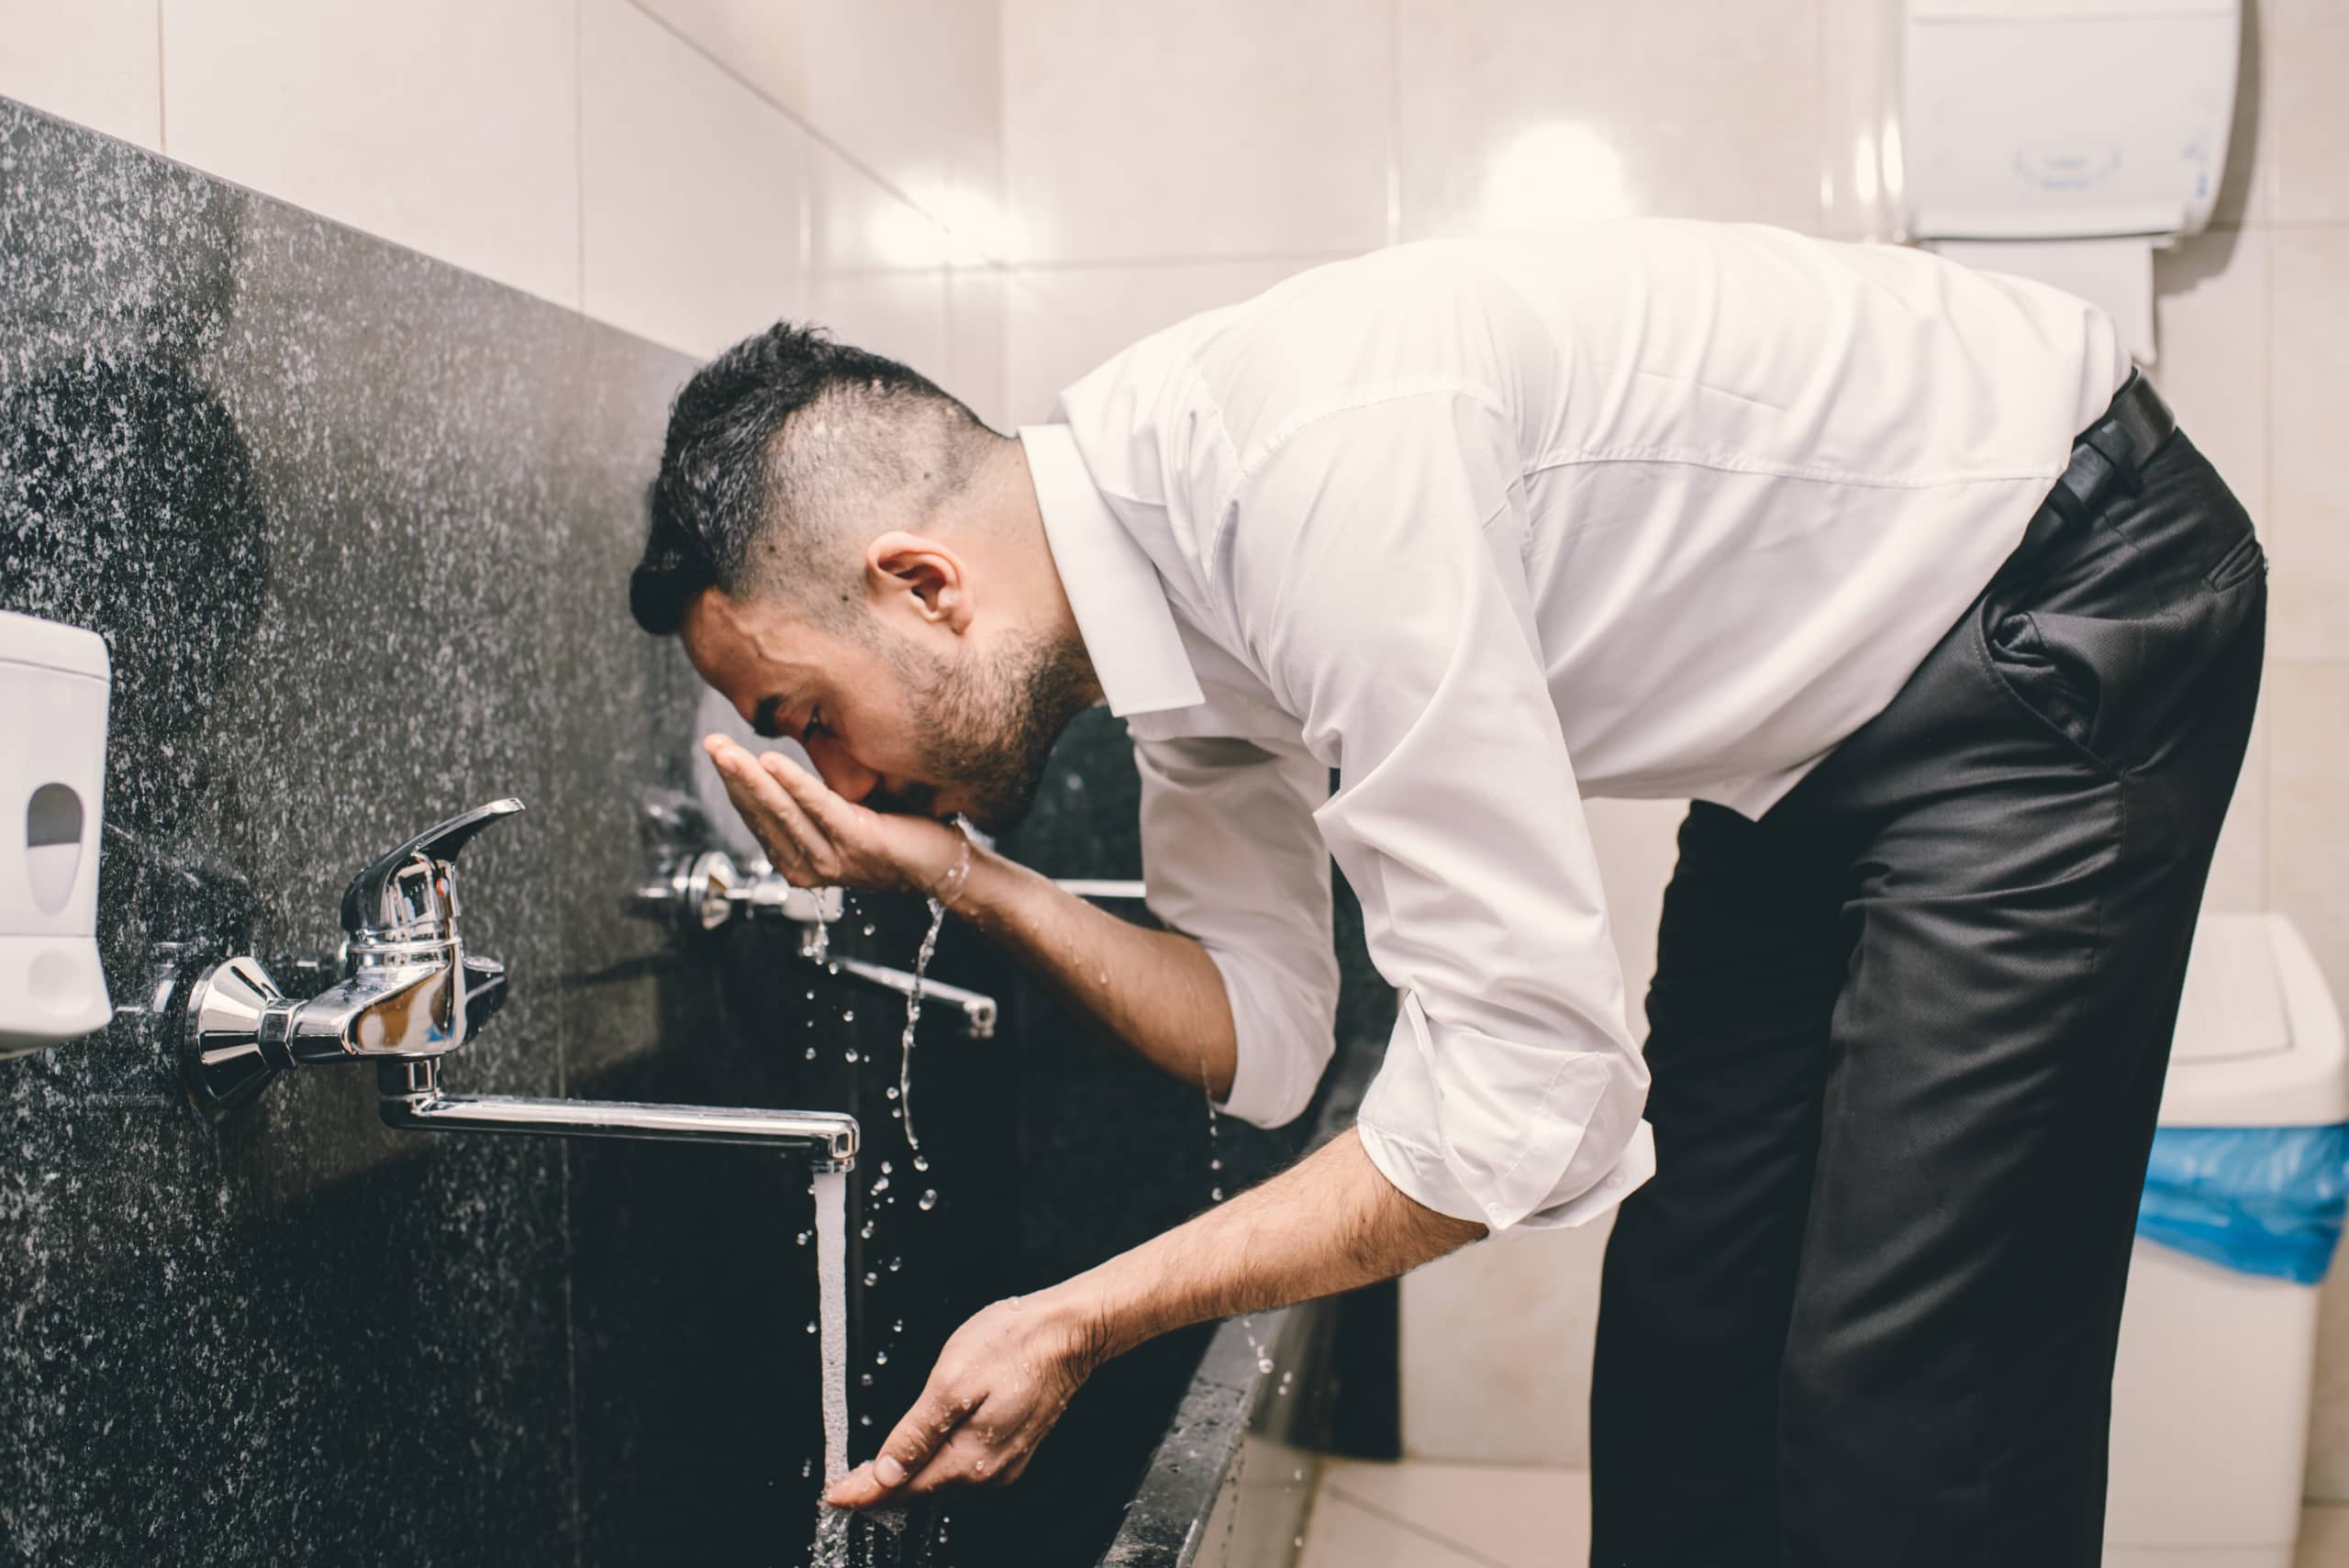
[1,610,112,1058]
[1895,0,2242,362]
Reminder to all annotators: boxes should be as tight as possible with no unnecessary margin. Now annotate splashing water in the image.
[811,1170,852,1566]
[896,896,948,1157]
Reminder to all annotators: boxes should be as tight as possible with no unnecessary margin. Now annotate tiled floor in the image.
[1299,1461,2349,1568]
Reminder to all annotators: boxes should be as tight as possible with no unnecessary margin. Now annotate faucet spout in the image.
[376,1060,859,1171]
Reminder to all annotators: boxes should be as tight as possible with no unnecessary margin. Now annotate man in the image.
[628,218,2264,1567]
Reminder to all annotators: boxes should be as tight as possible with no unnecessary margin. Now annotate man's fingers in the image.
[759,749,862,839]
[823,1384,974,1508]
[704,735,829,876]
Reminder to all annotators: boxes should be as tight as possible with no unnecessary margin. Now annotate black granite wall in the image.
[0,98,1391,1568]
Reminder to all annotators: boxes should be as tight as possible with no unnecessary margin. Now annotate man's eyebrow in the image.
[751,694,790,738]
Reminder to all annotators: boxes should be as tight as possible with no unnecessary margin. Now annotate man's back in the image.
[1054,219,2133,812]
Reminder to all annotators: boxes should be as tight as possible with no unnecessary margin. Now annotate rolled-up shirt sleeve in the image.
[1226,391,1655,1232]
[1134,731,1341,1129]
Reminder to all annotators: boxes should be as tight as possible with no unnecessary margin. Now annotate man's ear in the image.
[867,531,974,634]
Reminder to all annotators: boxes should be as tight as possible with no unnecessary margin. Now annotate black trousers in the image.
[1588,410,2267,1567]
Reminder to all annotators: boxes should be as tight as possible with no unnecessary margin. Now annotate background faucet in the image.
[179,798,858,1171]
[629,789,998,1040]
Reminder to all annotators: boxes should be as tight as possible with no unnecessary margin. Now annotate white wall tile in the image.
[0,0,161,150]
[161,0,579,308]
[1400,1218,1612,1466]
[1586,797,1687,1041]
[2204,688,2269,915]
[2154,228,2270,520]
[1001,0,1389,264]
[944,266,1009,431]
[630,0,1005,257]
[1395,0,1821,240]
[2266,0,2349,227]
[1002,257,1335,427]
[1298,1491,1488,1568]
[2273,662,2349,1500]
[806,137,949,377]
[580,0,807,358]
[1319,1460,1592,1567]
[1816,0,1900,240]
[2268,227,2349,664]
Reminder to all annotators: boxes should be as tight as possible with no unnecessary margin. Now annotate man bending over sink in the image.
[627,221,2262,1568]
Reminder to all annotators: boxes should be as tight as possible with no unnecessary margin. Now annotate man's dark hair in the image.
[629,321,998,637]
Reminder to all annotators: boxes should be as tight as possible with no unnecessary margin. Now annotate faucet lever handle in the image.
[340,797,527,938]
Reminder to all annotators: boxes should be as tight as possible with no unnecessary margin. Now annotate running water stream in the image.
[807,891,954,1566]
[895,897,948,1161]
[810,1169,852,1566]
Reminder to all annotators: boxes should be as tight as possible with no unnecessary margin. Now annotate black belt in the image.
[2043,369,2176,528]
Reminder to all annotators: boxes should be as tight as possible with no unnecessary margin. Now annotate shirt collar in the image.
[1017,424,1206,717]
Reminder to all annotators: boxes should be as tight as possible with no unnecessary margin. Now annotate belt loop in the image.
[2081,422,2143,497]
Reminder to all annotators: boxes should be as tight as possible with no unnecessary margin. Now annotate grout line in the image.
[997,250,1362,274]
[1384,0,1401,248]
[574,0,586,313]
[1314,1486,1524,1568]
[153,0,166,153]
[2258,203,2273,909]
[620,0,1005,268]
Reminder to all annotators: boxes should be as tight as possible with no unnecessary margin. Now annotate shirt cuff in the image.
[1358,1114,1655,1232]
[1353,990,1651,1230]
[1203,941,1322,1129]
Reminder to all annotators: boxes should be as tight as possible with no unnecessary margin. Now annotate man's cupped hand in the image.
[704,733,963,898]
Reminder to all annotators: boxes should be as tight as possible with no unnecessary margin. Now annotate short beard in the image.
[869,628,1096,833]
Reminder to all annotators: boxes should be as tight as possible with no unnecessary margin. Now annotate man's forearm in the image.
[1052,1127,1486,1365]
[952,841,1239,1099]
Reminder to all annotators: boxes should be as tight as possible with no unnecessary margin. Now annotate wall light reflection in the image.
[1479,120,1632,229]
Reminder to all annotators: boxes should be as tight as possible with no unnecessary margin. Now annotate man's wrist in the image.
[1032,1274,1128,1377]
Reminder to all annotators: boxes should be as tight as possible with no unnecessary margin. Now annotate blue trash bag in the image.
[2135,1122,2349,1285]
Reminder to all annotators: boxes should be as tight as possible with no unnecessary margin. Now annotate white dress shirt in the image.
[1016,219,2130,1233]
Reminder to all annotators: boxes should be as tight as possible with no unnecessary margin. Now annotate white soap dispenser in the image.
[1,609,113,1057]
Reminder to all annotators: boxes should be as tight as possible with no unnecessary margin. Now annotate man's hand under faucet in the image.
[701,732,1488,1508]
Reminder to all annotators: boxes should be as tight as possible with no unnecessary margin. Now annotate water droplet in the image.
[880,1161,893,1174]
[796,1231,809,1246]
[874,1351,889,1365]
[887,1257,902,1273]
[805,1046,817,1060]
[806,1320,818,1334]
[860,1373,873,1385]
[1209,1158,1221,1171]
[1256,1356,1274,1374]
[805,989,817,1001]
[912,1154,930,1173]
[860,1221,874,1240]
[862,923,875,937]
[872,1176,891,1195]
[892,1319,904,1334]
[844,1050,860,1062]
[1211,1187,1225,1202]
[918,1190,938,1211]
[860,1414,872,1427]
[842,1009,856,1023]
[863,1271,878,1287]
[885,1086,899,1099]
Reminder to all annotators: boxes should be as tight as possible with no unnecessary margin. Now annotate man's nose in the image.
[803,735,880,805]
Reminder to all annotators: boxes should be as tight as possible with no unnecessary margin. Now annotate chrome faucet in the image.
[179,798,858,1170]
[629,790,998,1040]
